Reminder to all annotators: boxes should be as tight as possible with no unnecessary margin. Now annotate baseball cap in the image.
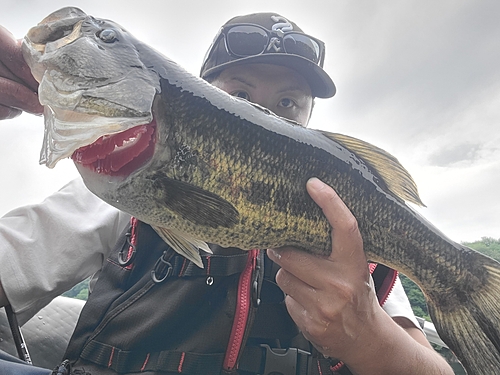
[200,13,336,98]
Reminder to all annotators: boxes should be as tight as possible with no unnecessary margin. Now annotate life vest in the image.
[58,218,397,375]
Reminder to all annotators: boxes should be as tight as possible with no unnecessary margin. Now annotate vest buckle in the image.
[260,344,310,375]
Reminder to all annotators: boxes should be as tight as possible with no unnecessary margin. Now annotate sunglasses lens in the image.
[226,25,269,57]
[283,33,321,63]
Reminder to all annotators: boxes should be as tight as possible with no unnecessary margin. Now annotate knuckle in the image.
[315,304,336,323]
[344,215,359,234]
[325,188,341,205]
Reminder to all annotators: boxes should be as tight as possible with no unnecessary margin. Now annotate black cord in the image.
[4,305,32,364]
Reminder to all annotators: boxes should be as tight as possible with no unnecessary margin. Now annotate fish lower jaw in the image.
[71,120,156,176]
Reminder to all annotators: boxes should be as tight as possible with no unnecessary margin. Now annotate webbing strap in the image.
[238,345,340,375]
[80,341,340,375]
[80,340,225,374]
[166,252,250,278]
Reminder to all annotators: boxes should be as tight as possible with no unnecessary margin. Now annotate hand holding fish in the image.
[268,178,453,374]
[0,26,43,120]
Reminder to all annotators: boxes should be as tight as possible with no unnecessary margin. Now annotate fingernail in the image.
[267,248,281,260]
[307,177,326,191]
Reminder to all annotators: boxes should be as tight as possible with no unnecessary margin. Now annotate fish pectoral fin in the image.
[320,131,425,207]
[152,176,240,228]
[152,226,212,268]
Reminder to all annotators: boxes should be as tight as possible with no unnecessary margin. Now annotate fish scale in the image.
[22,7,500,374]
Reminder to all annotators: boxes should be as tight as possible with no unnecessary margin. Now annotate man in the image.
[0,13,452,374]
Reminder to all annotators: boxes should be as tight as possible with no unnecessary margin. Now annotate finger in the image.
[306,178,365,264]
[274,264,316,299]
[306,177,356,234]
[0,104,22,120]
[282,295,315,338]
[0,26,39,91]
[273,265,336,328]
[268,247,332,289]
[0,60,19,83]
[0,77,43,115]
[282,294,332,352]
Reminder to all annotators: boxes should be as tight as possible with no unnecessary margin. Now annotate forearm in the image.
[0,179,130,322]
[341,309,453,375]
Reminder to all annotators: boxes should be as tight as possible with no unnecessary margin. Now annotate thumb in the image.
[306,177,365,263]
[306,177,349,225]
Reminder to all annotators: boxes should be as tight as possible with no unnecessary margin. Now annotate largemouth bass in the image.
[22,7,500,375]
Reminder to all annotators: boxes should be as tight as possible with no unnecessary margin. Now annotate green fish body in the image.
[22,7,500,374]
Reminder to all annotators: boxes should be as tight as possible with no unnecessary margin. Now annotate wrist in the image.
[339,310,452,375]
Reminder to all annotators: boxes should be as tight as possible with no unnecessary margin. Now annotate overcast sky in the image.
[1,0,499,243]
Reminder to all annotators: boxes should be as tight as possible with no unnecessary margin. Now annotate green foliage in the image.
[462,237,500,262]
[62,278,90,300]
[400,275,430,320]
[399,274,429,320]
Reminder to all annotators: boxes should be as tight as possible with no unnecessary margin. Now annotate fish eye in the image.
[98,29,117,43]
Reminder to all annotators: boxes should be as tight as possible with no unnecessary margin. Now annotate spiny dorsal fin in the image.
[152,225,212,268]
[320,131,425,207]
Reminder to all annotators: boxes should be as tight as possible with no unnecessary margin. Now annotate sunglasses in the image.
[208,23,325,66]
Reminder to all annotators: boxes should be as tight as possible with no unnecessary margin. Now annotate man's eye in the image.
[231,91,250,100]
[279,98,295,108]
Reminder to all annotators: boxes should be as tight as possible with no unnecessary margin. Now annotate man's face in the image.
[210,63,314,126]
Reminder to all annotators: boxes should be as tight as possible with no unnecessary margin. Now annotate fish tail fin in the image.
[427,250,500,375]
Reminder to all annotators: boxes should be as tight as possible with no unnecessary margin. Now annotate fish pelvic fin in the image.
[152,225,212,268]
[427,249,500,374]
[321,132,425,207]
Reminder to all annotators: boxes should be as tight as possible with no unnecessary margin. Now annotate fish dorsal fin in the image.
[152,225,212,268]
[152,175,240,228]
[320,131,425,207]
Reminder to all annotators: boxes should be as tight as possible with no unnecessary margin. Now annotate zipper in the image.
[223,249,258,371]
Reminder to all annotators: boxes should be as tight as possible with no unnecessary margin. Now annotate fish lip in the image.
[71,118,156,177]
[23,8,88,83]
[25,7,87,47]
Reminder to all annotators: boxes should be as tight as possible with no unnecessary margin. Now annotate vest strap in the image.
[80,340,225,374]
[164,252,250,278]
[79,341,340,375]
[238,345,339,375]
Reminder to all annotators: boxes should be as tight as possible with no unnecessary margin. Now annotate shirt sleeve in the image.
[381,275,423,331]
[0,178,131,324]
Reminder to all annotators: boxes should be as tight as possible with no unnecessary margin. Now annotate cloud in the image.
[1,0,499,243]
[427,142,482,167]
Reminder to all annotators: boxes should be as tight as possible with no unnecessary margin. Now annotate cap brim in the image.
[202,53,336,98]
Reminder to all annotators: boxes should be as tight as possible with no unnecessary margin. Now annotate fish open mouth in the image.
[71,119,156,176]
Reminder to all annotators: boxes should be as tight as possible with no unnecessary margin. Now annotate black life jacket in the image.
[60,218,397,375]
